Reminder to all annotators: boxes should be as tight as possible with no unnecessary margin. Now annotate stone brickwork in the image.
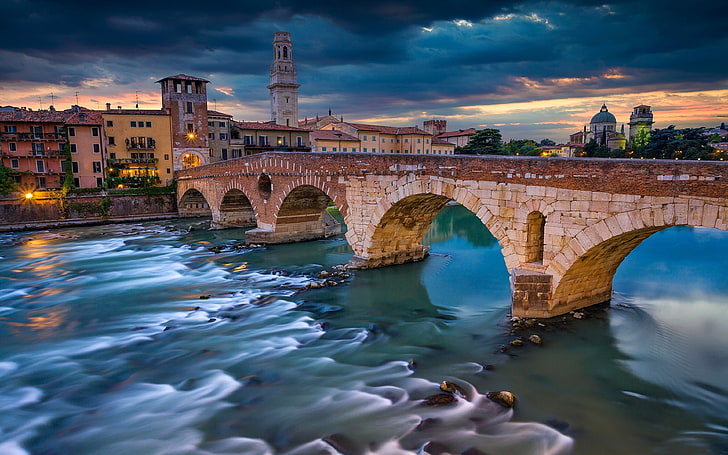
[176,153,728,317]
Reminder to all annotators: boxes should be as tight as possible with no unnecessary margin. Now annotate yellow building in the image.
[101,109,174,187]
[310,129,360,152]
[318,121,455,155]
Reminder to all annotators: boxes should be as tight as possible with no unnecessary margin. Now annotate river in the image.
[0,204,726,454]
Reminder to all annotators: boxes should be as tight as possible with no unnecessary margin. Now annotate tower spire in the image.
[267,32,300,127]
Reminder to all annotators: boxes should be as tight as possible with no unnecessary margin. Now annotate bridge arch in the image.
[178,187,212,218]
[218,188,257,228]
[351,177,505,268]
[547,201,728,315]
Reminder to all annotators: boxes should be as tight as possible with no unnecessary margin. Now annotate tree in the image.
[539,138,556,146]
[583,139,610,157]
[641,126,714,160]
[456,128,505,155]
[0,165,18,195]
[503,139,538,156]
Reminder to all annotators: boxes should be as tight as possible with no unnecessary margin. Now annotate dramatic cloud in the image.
[1,0,726,141]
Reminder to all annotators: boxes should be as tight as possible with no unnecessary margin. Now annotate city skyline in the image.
[1,0,726,142]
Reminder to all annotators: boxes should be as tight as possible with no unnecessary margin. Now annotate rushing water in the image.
[0,204,727,455]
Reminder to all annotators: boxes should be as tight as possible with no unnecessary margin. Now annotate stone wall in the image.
[0,192,177,225]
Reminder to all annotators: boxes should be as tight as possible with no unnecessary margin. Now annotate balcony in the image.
[0,132,67,141]
[107,158,158,168]
[125,138,156,150]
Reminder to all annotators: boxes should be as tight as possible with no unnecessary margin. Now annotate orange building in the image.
[65,107,106,188]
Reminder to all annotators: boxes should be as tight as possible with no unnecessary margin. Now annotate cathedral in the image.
[569,104,653,154]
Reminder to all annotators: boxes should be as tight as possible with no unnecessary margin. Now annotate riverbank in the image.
[0,213,181,232]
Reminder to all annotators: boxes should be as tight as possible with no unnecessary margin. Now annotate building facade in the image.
[628,105,654,146]
[102,109,174,187]
[208,110,232,162]
[65,107,106,188]
[319,122,455,155]
[158,74,210,170]
[0,108,68,190]
[229,121,310,157]
[268,32,300,127]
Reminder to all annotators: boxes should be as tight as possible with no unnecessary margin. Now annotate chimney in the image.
[106,103,111,110]
[117,106,122,111]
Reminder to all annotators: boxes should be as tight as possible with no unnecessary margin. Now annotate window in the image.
[4,125,17,133]
[36,177,46,188]
[372,148,376,153]
[186,102,193,113]
[332,147,337,152]
[244,135,254,145]
[8,142,16,152]
[167,168,171,174]
[296,136,303,146]
[362,135,367,141]
[187,123,194,134]
[108,136,115,145]
[221,148,227,160]
[208,133,215,140]
[93,143,101,153]
[93,161,102,173]
[146,122,152,128]
[70,144,77,153]
[343,147,348,152]
[321,147,327,151]
[363,148,368,153]
[372,136,376,141]
[417,138,421,143]
[186,84,193,94]
[96,177,103,187]
[219,133,228,140]
[208,121,215,127]
[175,83,182,93]
[164,154,169,160]
[36,160,45,172]
[417,149,421,154]
[276,136,286,146]
[106,120,114,127]
[138,122,145,128]
[131,121,137,127]
[92,127,99,137]
[219,121,226,127]
[32,143,45,153]
[259,136,269,146]
[426,139,430,144]
[10,159,18,168]
[58,143,65,151]
[72,162,79,173]
[73,178,80,188]
[30,126,42,138]
[351,148,356,152]
[68,127,76,137]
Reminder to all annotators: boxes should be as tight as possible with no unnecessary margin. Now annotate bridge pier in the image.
[511,269,554,318]
[245,210,342,244]
[348,245,430,269]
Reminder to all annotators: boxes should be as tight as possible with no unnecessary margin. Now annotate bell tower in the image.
[267,32,300,127]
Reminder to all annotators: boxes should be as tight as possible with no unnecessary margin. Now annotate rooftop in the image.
[310,130,359,141]
[233,121,308,132]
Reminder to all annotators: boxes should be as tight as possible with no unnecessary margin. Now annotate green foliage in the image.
[456,128,505,155]
[583,139,611,157]
[108,183,176,196]
[539,138,556,146]
[639,126,715,160]
[0,165,18,195]
[61,141,74,192]
[504,139,538,156]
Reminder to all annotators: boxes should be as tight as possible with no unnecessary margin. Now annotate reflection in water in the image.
[0,209,725,454]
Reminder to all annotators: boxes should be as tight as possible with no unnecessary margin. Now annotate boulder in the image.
[440,380,468,399]
[486,390,516,408]
[529,334,542,345]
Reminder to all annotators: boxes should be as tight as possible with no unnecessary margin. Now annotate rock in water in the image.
[529,334,542,345]
[486,390,516,408]
[423,393,458,406]
[439,380,468,399]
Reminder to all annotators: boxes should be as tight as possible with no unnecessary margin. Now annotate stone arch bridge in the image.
[176,152,728,318]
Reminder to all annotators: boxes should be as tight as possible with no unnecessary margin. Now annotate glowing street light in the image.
[24,192,33,200]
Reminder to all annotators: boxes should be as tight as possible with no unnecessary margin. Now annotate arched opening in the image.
[355,193,452,268]
[182,153,202,169]
[525,211,546,263]
[218,189,256,228]
[178,188,211,218]
[274,185,344,242]
[551,226,665,315]
[258,173,272,200]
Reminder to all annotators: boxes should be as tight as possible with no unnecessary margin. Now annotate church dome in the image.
[591,104,616,124]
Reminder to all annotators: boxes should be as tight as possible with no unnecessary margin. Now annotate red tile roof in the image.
[310,130,359,141]
[233,121,308,132]
[207,110,233,118]
[436,128,477,138]
[64,110,104,125]
[0,109,69,123]
[156,74,210,83]
[432,137,455,145]
[344,122,429,136]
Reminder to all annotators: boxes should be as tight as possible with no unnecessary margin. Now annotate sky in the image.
[1,0,726,143]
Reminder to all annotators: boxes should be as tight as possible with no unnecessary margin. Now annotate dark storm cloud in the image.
[1,0,726,123]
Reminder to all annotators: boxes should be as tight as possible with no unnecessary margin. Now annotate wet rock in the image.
[440,380,468,399]
[423,393,458,406]
[486,390,516,408]
[407,359,418,371]
[325,280,338,286]
[571,311,584,319]
[207,318,216,322]
[529,334,543,345]
[322,433,362,455]
[163,326,177,332]
[199,295,211,300]
[423,441,451,454]
[483,364,495,371]
[318,270,331,278]
[509,339,524,347]
[415,418,442,431]
[461,448,489,455]
[132,326,148,331]
[308,281,324,289]
[208,246,222,253]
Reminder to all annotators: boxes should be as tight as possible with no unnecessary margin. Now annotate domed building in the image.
[590,104,617,144]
